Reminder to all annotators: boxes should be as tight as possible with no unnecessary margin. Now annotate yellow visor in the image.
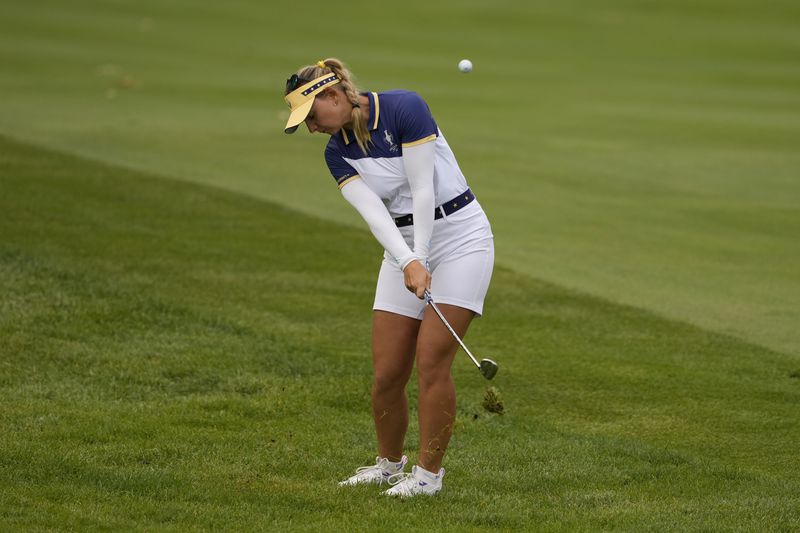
[284,73,340,134]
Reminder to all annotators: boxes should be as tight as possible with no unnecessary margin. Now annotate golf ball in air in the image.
[458,59,473,73]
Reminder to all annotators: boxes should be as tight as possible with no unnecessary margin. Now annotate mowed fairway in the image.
[2,139,799,529]
[1,0,799,354]
[2,0,800,529]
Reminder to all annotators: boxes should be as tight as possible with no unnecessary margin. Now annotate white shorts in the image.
[373,201,494,319]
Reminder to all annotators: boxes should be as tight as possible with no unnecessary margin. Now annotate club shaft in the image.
[425,293,481,369]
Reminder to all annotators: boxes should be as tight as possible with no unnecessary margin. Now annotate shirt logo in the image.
[383,130,399,153]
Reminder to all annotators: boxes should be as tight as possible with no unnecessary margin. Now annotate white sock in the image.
[415,465,440,480]
[381,457,405,470]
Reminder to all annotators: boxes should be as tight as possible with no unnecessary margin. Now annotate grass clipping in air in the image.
[482,386,504,414]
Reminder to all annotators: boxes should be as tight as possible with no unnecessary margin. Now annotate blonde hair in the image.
[287,58,371,154]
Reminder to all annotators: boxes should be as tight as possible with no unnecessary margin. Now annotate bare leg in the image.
[415,303,474,472]
[371,310,420,462]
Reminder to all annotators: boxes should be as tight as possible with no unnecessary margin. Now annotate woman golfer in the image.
[283,58,494,497]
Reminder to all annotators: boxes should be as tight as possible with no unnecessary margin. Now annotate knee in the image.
[373,367,410,396]
[415,353,452,391]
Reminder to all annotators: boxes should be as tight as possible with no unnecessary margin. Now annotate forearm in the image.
[403,141,436,261]
[340,178,417,269]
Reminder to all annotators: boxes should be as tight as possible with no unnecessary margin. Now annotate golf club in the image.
[424,290,498,380]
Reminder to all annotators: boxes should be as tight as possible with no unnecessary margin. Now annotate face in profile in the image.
[304,89,352,136]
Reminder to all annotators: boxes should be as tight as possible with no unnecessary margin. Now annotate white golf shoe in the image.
[383,465,444,497]
[338,455,408,487]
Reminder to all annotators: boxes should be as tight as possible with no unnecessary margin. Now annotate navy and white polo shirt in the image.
[324,90,469,218]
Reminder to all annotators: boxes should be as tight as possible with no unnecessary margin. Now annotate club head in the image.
[480,359,498,380]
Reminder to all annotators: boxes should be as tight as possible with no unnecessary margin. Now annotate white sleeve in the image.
[340,178,417,270]
[402,140,436,262]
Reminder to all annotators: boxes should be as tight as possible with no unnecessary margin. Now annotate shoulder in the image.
[379,90,434,122]
[324,136,350,170]
[377,90,437,144]
[324,135,344,159]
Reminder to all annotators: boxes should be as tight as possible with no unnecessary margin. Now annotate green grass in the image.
[2,136,799,530]
[0,0,798,354]
[2,0,799,529]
